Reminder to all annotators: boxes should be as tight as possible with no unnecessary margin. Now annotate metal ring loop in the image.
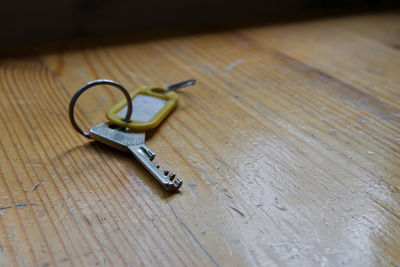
[69,79,133,139]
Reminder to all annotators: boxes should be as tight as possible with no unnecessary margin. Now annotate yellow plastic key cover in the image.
[106,85,179,131]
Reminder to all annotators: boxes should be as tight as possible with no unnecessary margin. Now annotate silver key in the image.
[89,123,183,191]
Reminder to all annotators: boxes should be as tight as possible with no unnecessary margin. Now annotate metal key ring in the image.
[69,79,133,139]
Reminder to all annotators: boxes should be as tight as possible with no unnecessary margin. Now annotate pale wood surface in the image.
[1,12,400,266]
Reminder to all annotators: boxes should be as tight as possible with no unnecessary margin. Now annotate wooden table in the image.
[1,12,399,266]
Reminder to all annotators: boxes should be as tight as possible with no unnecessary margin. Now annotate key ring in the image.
[69,79,133,139]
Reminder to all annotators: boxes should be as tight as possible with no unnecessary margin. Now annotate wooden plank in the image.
[242,12,400,108]
[1,12,400,266]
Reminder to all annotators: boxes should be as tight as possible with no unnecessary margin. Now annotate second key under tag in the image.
[106,80,195,131]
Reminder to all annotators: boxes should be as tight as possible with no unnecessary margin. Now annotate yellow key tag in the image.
[106,85,179,131]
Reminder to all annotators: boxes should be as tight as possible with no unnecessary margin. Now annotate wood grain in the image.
[1,12,399,266]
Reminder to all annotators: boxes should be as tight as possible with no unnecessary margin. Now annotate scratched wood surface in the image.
[0,12,399,266]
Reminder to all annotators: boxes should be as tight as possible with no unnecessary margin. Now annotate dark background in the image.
[1,0,399,45]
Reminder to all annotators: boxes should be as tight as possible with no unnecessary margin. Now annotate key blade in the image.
[89,123,182,192]
[129,144,183,191]
[89,123,145,152]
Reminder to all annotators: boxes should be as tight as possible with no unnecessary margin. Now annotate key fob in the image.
[106,85,178,132]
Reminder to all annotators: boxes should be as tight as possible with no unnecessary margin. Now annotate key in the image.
[89,122,183,192]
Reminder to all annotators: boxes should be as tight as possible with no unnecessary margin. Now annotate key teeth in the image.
[154,163,182,191]
[139,145,155,161]
[173,178,183,189]
[168,172,176,181]
[164,177,182,191]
